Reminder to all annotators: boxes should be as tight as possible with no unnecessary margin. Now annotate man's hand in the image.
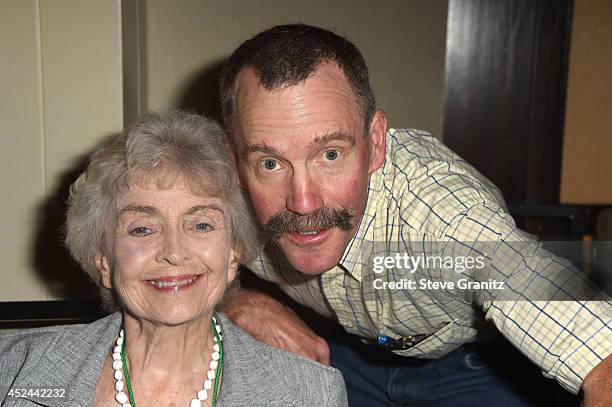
[222,288,331,365]
[582,353,612,406]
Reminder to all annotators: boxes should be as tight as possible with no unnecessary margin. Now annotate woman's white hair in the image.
[65,111,261,310]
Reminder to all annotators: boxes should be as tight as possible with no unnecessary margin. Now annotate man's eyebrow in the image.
[243,132,355,157]
[185,204,225,216]
[118,205,158,218]
[244,141,279,156]
[312,132,355,146]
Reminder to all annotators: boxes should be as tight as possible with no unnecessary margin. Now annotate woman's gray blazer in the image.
[0,312,347,406]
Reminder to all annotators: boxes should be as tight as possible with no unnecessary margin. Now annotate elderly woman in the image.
[0,112,347,407]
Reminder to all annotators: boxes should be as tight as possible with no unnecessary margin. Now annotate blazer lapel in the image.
[11,313,121,407]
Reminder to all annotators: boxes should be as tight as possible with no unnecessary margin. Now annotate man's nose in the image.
[286,170,324,215]
[156,227,190,265]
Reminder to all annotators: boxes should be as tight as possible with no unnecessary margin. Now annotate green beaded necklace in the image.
[120,319,224,406]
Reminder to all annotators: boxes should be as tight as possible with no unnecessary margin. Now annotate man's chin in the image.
[283,254,338,275]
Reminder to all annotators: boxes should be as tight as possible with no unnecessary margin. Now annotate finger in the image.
[314,338,331,365]
[317,352,331,366]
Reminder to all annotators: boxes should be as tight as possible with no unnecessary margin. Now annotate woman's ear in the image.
[227,248,240,283]
[96,253,113,289]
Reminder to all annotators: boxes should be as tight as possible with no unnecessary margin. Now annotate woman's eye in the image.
[324,150,339,161]
[195,223,212,232]
[262,159,279,171]
[129,226,151,237]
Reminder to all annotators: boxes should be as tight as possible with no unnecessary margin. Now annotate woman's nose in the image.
[156,228,191,265]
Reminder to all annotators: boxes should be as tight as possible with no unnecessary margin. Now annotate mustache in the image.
[262,207,354,240]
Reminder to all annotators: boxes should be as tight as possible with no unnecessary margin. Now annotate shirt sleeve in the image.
[441,202,612,394]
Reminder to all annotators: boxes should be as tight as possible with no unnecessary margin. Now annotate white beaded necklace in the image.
[112,317,223,407]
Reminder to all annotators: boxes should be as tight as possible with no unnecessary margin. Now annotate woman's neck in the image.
[121,312,215,381]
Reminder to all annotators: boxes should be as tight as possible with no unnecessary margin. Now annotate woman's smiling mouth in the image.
[147,274,202,291]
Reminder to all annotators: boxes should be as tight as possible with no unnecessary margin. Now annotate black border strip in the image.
[0,300,106,323]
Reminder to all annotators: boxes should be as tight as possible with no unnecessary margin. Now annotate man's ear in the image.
[96,253,113,289]
[367,109,388,174]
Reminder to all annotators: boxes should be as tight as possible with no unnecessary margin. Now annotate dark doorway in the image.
[443,0,573,206]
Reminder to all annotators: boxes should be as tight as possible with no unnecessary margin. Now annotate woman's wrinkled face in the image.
[97,179,238,326]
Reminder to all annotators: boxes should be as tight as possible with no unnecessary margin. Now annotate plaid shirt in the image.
[248,128,611,393]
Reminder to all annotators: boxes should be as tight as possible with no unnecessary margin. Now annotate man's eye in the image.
[263,159,278,170]
[130,226,151,236]
[195,223,212,232]
[324,150,339,161]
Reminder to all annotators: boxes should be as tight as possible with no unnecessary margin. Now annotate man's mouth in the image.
[296,230,321,235]
[147,274,201,290]
[286,228,332,246]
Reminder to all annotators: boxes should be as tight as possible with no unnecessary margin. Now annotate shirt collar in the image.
[336,160,385,281]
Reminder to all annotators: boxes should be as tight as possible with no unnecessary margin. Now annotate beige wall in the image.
[0,0,123,301]
[561,0,612,204]
[125,0,448,138]
[0,0,447,303]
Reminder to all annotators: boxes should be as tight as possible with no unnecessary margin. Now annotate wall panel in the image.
[0,0,47,301]
[561,0,612,204]
[0,0,123,302]
[39,0,123,191]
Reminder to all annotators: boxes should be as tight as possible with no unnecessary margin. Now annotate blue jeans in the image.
[328,332,578,407]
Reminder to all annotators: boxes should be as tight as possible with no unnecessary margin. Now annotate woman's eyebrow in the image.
[117,205,158,218]
[185,204,225,216]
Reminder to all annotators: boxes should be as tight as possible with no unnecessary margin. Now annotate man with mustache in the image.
[219,24,611,406]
